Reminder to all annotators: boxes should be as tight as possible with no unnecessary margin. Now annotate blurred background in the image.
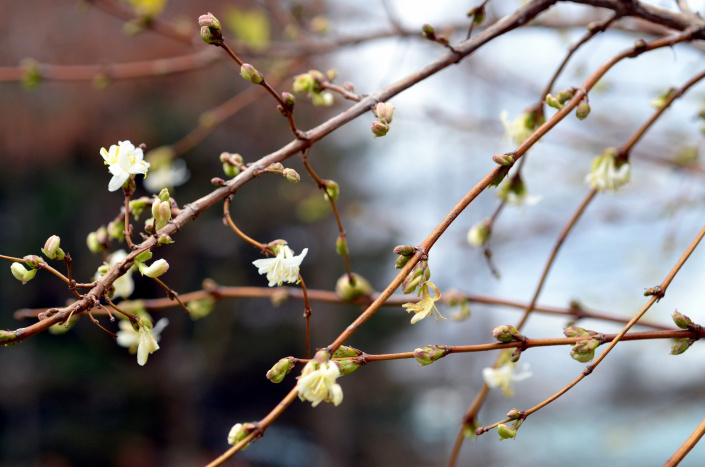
[2,0,705,465]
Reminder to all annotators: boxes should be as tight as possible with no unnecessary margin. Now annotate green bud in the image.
[402,270,423,295]
[282,168,300,183]
[374,102,394,124]
[576,99,591,120]
[227,422,255,449]
[395,255,411,269]
[421,24,435,38]
[671,338,694,355]
[135,251,153,263]
[492,153,515,166]
[20,58,42,91]
[292,73,314,93]
[11,262,37,283]
[492,325,522,343]
[563,325,590,338]
[497,423,517,441]
[510,348,522,363]
[570,339,597,363]
[266,357,294,383]
[240,64,264,84]
[323,180,339,200]
[506,408,522,420]
[393,245,415,256]
[671,310,692,330]
[413,344,447,366]
[335,273,373,301]
[86,232,104,253]
[223,162,239,177]
[644,286,662,297]
[556,88,575,104]
[0,330,18,342]
[467,218,491,247]
[343,82,355,93]
[198,12,221,30]
[332,345,362,358]
[23,255,43,269]
[311,91,334,107]
[545,94,563,110]
[326,68,337,81]
[335,235,348,256]
[187,296,216,320]
[282,92,295,109]
[200,25,221,44]
[129,197,150,219]
[107,220,125,241]
[41,235,63,260]
[463,419,481,439]
[335,359,361,376]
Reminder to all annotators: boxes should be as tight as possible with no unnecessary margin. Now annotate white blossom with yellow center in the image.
[116,317,169,366]
[482,362,532,397]
[252,245,308,287]
[296,356,343,407]
[100,140,150,192]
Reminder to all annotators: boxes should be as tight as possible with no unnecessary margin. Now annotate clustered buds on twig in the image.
[492,325,524,343]
[413,344,448,366]
[370,102,394,138]
[670,310,699,355]
[292,70,335,107]
[564,326,602,363]
[198,12,223,45]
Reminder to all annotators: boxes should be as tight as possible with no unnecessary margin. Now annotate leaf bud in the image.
[492,325,522,343]
[506,408,523,420]
[395,255,411,269]
[497,423,517,441]
[323,180,339,200]
[335,359,361,376]
[563,325,589,338]
[393,245,415,256]
[332,345,362,358]
[23,255,43,269]
[282,92,295,110]
[335,235,348,256]
[11,262,37,283]
[671,338,694,355]
[545,93,563,110]
[576,99,591,120]
[421,24,435,38]
[186,296,215,320]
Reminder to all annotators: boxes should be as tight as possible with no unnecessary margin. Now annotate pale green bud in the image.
[323,180,339,200]
[506,408,522,419]
[393,245,415,256]
[139,259,169,278]
[11,262,37,283]
[86,232,104,253]
[227,422,255,449]
[492,325,522,343]
[282,168,300,183]
[371,120,390,137]
[336,359,361,376]
[332,345,362,358]
[497,423,517,441]
[335,235,348,256]
[198,12,221,30]
[570,340,597,363]
[467,219,491,247]
[135,251,153,262]
[671,338,694,355]
[672,310,692,330]
[374,102,394,124]
[23,255,42,268]
[492,153,515,166]
[413,345,447,366]
[107,220,125,241]
[240,64,263,84]
[576,99,591,120]
[129,197,150,219]
[545,94,563,110]
[395,255,411,269]
[563,325,590,338]
[282,92,295,109]
[187,296,215,320]
[292,73,314,93]
[335,273,373,301]
[266,357,294,383]
[41,235,63,260]
[311,91,334,107]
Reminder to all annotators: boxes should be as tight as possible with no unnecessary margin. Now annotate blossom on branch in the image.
[252,244,308,287]
[402,281,446,324]
[482,362,532,397]
[100,140,150,192]
[585,148,631,192]
[296,350,343,407]
[116,317,169,366]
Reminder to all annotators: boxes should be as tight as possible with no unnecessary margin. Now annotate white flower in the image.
[500,110,534,146]
[252,245,308,287]
[296,353,343,407]
[143,159,190,193]
[116,317,169,366]
[496,177,542,208]
[100,140,150,192]
[585,149,631,192]
[482,362,532,398]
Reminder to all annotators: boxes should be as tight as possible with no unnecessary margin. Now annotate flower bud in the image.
[158,201,171,222]
[421,24,435,38]
[545,93,563,110]
[326,68,337,81]
[335,273,373,301]
[200,25,221,44]
[139,259,169,278]
[227,422,255,449]
[492,153,515,166]
[240,64,264,84]
[11,262,37,283]
[671,338,694,355]
[135,251,153,263]
[413,344,447,366]
[151,198,161,220]
[282,168,300,183]
[576,99,591,120]
[510,348,522,363]
[311,91,334,107]
[42,235,62,260]
[671,310,692,330]
[323,180,339,200]
[187,296,215,320]
[293,73,314,93]
[492,325,522,343]
[374,102,394,124]
[335,235,348,256]
[467,219,491,247]
[393,245,415,256]
[644,286,662,297]
[395,255,411,269]
[506,408,522,420]
[570,339,597,363]
[343,82,355,93]
[107,220,125,241]
[332,345,361,358]
[556,88,575,104]
[563,325,589,338]
[157,234,173,245]
[198,12,221,30]
[371,120,390,138]
[23,255,42,269]
[266,357,294,383]
[402,270,424,295]
[497,423,517,441]
[282,92,295,110]
[86,232,104,253]
[335,359,361,376]
[222,162,239,177]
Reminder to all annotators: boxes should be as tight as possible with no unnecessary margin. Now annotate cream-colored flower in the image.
[482,362,532,397]
[252,245,308,287]
[467,219,491,247]
[585,149,631,192]
[100,140,150,192]
[116,317,169,366]
[402,281,446,324]
[296,353,343,407]
[143,159,190,193]
[500,110,534,146]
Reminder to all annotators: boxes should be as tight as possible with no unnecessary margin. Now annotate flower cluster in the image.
[252,243,308,287]
[100,140,150,192]
[370,102,394,138]
[116,316,169,366]
[500,109,544,146]
[292,69,334,106]
[296,350,343,407]
[585,148,631,192]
